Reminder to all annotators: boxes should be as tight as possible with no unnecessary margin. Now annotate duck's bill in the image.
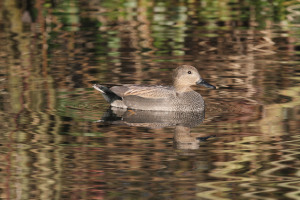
[196,79,216,89]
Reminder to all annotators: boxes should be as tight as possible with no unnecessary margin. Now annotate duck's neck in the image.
[174,82,193,93]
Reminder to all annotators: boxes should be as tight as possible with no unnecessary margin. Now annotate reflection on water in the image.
[100,108,210,150]
[101,108,205,128]
[0,0,300,199]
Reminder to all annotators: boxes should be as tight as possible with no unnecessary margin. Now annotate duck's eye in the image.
[188,71,192,74]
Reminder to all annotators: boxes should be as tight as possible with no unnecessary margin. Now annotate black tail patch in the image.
[93,84,122,103]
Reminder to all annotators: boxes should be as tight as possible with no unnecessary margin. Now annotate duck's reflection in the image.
[99,107,215,150]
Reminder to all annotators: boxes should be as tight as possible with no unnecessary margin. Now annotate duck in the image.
[93,65,216,111]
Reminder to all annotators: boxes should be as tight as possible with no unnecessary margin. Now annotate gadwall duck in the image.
[93,65,216,111]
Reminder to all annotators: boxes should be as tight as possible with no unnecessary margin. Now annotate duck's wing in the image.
[110,85,175,99]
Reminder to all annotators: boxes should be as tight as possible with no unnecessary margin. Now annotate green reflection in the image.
[0,0,300,199]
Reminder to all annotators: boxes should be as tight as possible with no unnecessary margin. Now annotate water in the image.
[0,0,300,199]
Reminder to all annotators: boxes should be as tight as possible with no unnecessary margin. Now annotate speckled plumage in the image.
[93,65,216,111]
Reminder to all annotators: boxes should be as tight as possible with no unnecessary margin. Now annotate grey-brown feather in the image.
[93,65,214,111]
[95,84,205,111]
[110,85,175,99]
[123,91,204,111]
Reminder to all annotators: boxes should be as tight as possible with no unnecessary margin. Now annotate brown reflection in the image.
[0,0,300,200]
[99,108,213,150]
[174,126,200,150]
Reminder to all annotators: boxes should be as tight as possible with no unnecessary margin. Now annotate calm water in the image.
[1,0,300,199]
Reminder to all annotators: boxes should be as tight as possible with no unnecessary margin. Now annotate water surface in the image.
[0,0,300,199]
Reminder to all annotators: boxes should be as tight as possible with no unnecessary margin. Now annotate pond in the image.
[0,0,300,199]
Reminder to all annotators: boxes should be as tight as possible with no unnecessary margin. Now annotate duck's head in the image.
[173,65,216,91]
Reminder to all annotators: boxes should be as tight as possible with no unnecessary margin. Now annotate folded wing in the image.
[110,85,175,99]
